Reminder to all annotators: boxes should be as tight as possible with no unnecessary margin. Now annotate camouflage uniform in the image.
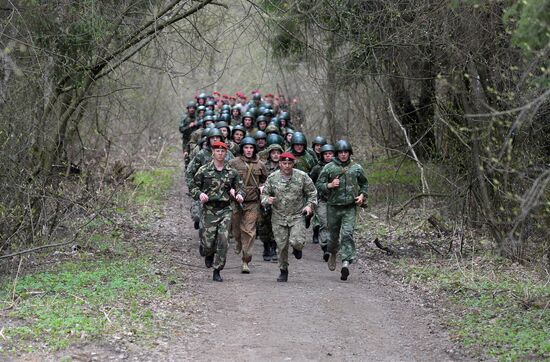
[257,148,281,261]
[290,149,317,174]
[261,169,317,271]
[179,113,197,152]
[228,155,268,264]
[316,158,368,263]
[310,158,330,252]
[189,161,244,271]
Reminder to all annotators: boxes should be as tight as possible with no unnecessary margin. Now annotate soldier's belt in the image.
[205,200,230,208]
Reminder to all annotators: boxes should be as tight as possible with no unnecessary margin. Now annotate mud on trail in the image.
[36,161,467,362]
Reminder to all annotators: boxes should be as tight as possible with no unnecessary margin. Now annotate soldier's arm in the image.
[260,176,273,207]
[186,155,200,185]
[189,167,204,200]
[357,165,369,198]
[232,170,246,199]
[315,166,330,194]
[310,165,321,184]
[303,174,318,209]
[259,161,268,186]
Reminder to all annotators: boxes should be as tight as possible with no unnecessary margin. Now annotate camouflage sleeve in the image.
[310,164,321,184]
[259,161,268,186]
[315,164,330,194]
[186,154,201,185]
[303,173,318,209]
[261,175,274,207]
[179,115,187,133]
[189,165,205,200]
[357,165,369,198]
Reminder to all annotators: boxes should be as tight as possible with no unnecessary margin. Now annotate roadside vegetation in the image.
[0,160,177,355]
[361,158,550,361]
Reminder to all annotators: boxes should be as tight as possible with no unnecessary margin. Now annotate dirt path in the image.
[43,161,467,362]
[134,165,466,362]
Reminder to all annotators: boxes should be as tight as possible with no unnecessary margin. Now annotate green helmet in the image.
[205,110,215,117]
[215,121,229,130]
[252,93,262,101]
[334,140,353,154]
[201,128,211,137]
[221,104,231,113]
[266,143,284,156]
[203,115,215,126]
[232,124,246,137]
[279,111,290,121]
[232,105,242,114]
[286,128,295,135]
[207,127,222,139]
[291,132,307,145]
[256,115,267,125]
[254,130,267,140]
[197,93,207,100]
[239,136,258,154]
[320,144,335,154]
[269,118,280,128]
[206,100,216,107]
[266,133,284,146]
[187,101,197,109]
[265,124,280,135]
[197,105,206,113]
[242,112,255,120]
[198,136,208,146]
[247,107,258,117]
[218,113,231,123]
[263,108,274,117]
[312,136,327,147]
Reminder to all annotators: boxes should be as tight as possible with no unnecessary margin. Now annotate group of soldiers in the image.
[179,91,368,283]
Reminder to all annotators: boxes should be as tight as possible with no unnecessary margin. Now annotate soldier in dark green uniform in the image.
[190,141,245,282]
[289,132,317,174]
[261,152,317,282]
[311,136,327,162]
[309,144,335,259]
[179,101,198,154]
[316,140,368,281]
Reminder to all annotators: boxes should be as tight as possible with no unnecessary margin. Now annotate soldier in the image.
[228,137,268,273]
[311,136,327,161]
[178,101,197,152]
[289,132,317,174]
[309,144,335,257]
[316,140,368,281]
[190,141,245,282]
[231,105,242,124]
[258,133,284,161]
[257,143,283,261]
[255,131,267,152]
[261,152,317,282]
[231,124,246,155]
[241,112,255,134]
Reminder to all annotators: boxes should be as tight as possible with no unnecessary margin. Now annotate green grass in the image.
[131,168,175,206]
[0,258,168,352]
[400,258,550,361]
[364,157,420,186]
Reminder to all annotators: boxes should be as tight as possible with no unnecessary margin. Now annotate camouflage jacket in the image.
[228,155,268,202]
[261,169,317,226]
[265,160,279,175]
[316,158,368,206]
[310,159,330,201]
[190,161,245,204]
[186,148,234,185]
[179,114,195,133]
[290,149,317,174]
[187,127,203,153]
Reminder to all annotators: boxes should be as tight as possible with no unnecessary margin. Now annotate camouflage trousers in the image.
[231,202,260,263]
[316,200,329,247]
[190,199,204,248]
[272,218,306,271]
[201,204,232,270]
[327,204,357,262]
[257,207,276,251]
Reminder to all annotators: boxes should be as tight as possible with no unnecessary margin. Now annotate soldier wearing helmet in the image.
[231,106,242,124]
[179,100,198,156]
[228,137,268,274]
[311,136,327,161]
[289,132,317,174]
[316,140,368,281]
[241,112,255,134]
[254,131,267,152]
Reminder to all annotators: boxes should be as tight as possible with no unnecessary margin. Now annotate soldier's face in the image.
[243,118,253,128]
[338,151,350,162]
[292,144,304,153]
[233,131,244,143]
[232,109,240,117]
[257,139,266,148]
[270,149,281,162]
[258,122,267,130]
[213,148,227,161]
[280,160,294,175]
[188,107,196,115]
[243,145,255,158]
[286,134,293,143]
[314,144,322,153]
[323,151,334,163]
[220,128,228,138]
[209,136,221,146]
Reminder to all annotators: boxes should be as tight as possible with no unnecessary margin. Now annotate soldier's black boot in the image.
[270,244,278,262]
[194,219,200,230]
[205,254,214,268]
[277,269,288,282]
[199,243,205,257]
[292,247,302,260]
[213,269,223,282]
[312,226,320,244]
[262,243,271,261]
[321,245,329,261]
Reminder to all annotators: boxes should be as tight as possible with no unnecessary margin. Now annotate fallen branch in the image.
[373,238,395,256]
[391,193,448,217]
[0,238,77,260]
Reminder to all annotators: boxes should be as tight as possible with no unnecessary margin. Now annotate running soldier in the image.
[189,142,244,282]
[315,140,368,281]
[261,152,317,282]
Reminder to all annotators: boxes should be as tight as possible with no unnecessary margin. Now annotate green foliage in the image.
[401,258,550,360]
[365,157,420,186]
[131,168,175,206]
[0,259,168,352]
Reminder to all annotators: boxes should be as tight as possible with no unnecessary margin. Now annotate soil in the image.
[16,161,470,362]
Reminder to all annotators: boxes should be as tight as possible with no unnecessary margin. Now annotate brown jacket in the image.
[228,155,268,202]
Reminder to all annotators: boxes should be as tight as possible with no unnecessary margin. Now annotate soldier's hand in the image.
[329,178,340,189]
[259,186,265,194]
[235,194,244,203]
[230,188,236,198]
[302,206,313,216]
[183,151,188,158]
[355,194,365,206]
[267,196,276,205]
[199,193,209,203]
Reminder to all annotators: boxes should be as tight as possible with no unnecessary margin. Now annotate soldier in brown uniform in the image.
[228,137,268,273]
